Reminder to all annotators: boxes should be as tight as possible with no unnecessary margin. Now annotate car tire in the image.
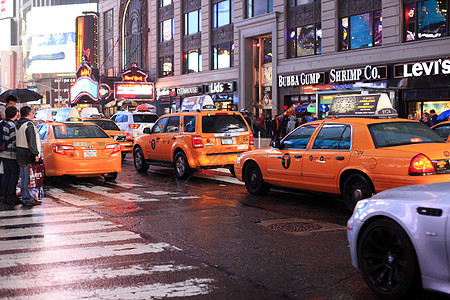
[357,219,419,299]
[244,161,269,195]
[133,147,149,173]
[343,174,373,212]
[122,152,127,160]
[174,151,194,180]
[228,166,236,177]
[104,172,118,181]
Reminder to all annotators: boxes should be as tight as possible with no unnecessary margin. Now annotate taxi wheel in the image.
[343,174,373,212]
[122,152,127,160]
[228,166,236,177]
[104,172,117,181]
[244,162,269,195]
[174,152,193,180]
[357,219,418,299]
[133,147,149,173]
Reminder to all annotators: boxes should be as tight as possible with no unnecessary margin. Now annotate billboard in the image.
[0,0,14,20]
[23,3,98,78]
[76,15,98,68]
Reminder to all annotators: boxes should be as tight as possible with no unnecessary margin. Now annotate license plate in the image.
[221,138,233,145]
[83,150,97,158]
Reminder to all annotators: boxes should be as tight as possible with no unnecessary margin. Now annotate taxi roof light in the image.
[409,154,436,175]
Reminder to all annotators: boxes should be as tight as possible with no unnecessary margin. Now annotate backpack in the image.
[0,120,11,151]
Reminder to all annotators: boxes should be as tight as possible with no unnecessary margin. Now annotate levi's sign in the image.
[329,65,387,83]
[278,72,325,87]
[394,58,450,78]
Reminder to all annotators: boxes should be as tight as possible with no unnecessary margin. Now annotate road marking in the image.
[0,206,82,217]
[171,196,201,200]
[145,191,179,196]
[70,185,159,203]
[0,211,102,226]
[109,181,143,188]
[46,188,100,206]
[0,242,177,268]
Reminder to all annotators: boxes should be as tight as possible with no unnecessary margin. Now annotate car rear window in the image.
[84,120,120,131]
[133,114,158,123]
[53,124,110,139]
[368,121,444,148]
[201,114,248,133]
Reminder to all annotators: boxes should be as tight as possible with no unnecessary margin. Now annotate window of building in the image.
[105,9,113,29]
[287,23,322,58]
[263,37,272,64]
[289,0,315,6]
[404,0,447,41]
[160,18,174,42]
[123,0,143,69]
[213,0,233,28]
[160,55,174,77]
[340,11,382,50]
[185,9,201,35]
[160,0,172,7]
[212,42,234,69]
[184,49,202,73]
[248,0,273,18]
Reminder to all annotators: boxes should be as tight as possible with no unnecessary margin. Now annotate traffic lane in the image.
[46,159,372,299]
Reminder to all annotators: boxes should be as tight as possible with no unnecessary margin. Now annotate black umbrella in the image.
[0,88,43,103]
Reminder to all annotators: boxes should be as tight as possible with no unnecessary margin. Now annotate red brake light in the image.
[125,133,132,141]
[191,136,203,148]
[52,145,74,155]
[249,134,254,145]
[106,143,121,154]
[128,124,140,129]
[410,138,423,143]
[409,154,436,175]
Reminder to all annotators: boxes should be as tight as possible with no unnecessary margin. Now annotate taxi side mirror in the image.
[272,140,281,148]
[143,127,151,134]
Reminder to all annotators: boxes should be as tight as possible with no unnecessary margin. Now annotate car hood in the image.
[369,181,450,204]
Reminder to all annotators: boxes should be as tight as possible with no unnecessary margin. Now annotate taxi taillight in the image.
[125,133,132,141]
[191,136,203,148]
[249,134,254,145]
[128,124,140,129]
[106,143,121,154]
[52,145,74,155]
[409,154,436,175]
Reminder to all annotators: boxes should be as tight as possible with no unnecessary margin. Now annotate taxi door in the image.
[158,116,181,162]
[146,116,169,161]
[266,124,319,189]
[302,124,352,194]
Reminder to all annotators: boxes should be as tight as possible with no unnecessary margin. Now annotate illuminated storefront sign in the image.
[70,77,98,104]
[329,65,387,83]
[76,15,98,68]
[394,58,450,78]
[176,86,202,96]
[278,72,325,87]
[115,82,154,99]
[205,82,235,93]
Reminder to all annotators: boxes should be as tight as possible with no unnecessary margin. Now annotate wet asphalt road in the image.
[0,158,444,299]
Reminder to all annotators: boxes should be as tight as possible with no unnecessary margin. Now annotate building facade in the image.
[98,0,450,118]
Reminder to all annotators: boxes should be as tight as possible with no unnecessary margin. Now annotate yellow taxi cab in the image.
[133,95,255,179]
[235,94,450,211]
[82,115,133,160]
[431,120,450,141]
[37,118,122,180]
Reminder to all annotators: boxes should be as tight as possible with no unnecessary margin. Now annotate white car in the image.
[347,182,450,299]
[110,111,158,138]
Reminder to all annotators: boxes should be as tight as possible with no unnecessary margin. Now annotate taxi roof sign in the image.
[180,95,216,111]
[328,93,397,118]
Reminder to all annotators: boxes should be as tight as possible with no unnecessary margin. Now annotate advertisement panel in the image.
[76,15,98,68]
[0,0,14,19]
[23,3,98,78]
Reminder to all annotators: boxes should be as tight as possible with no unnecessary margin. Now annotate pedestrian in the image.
[252,116,260,137]
[271,115,281,142]
[420,112,432,127]
[407,114,414,120]
[258,115,265,137]
[16,106,42,207]
[286,115,296,134]
[429,109,437,125]
[265,117,272,139]
[0,106,20,205]
[280,115,288,138]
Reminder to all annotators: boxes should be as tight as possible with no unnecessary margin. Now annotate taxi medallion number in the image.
[83,150,97,158]
[221,138,233,145]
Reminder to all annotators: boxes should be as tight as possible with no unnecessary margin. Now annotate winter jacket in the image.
[0,119,17,160]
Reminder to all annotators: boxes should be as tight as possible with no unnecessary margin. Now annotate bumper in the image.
[119,141,133,153]
[45,154,122,176]
[190,151,245,169]
[347,216,364,269]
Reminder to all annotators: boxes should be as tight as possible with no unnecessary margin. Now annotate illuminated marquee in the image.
[114,82,154,99]
[70,77,98,104]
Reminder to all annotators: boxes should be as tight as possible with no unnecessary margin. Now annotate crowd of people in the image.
[0,96,43,207]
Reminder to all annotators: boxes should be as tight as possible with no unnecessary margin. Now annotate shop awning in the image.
[105,100,117,107]
[118,99,138,107]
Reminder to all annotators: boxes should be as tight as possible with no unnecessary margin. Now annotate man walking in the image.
[16,106,42,207]
[0,106,20,205]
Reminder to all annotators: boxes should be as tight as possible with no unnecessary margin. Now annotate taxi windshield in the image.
[202,114,248,133]
[84,120,120,131]
[368,121,444,148]
[53,124,110,139]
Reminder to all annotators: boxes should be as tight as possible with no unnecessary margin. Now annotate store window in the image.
[160,55,174,77]
[212,42,234,69]
[185,9,201,35]
[339,3,382,50]
[160,18,174,42]
[184,49,202,73]
[404,0,447,41]
[287,23,322,57]
[263,37,272,64]
[213,0,233,28]
[160,0,172,7]
[248,0,273,18]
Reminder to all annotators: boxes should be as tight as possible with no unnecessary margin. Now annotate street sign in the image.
[27,86,37,89]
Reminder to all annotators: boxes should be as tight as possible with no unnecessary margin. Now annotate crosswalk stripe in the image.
[145,191,179,195]
[0,206,82,217]
[0,211,102,226]
[70,185,159,203]
[0,230,142,251]
[0,242,177,268]
[45,188,99,206]
[7,278,214,300]
[1,263,198,289]
[0,220,118,238]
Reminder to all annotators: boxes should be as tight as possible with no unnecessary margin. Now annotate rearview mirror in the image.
[272,140,281,148]
[143,127,151,134]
